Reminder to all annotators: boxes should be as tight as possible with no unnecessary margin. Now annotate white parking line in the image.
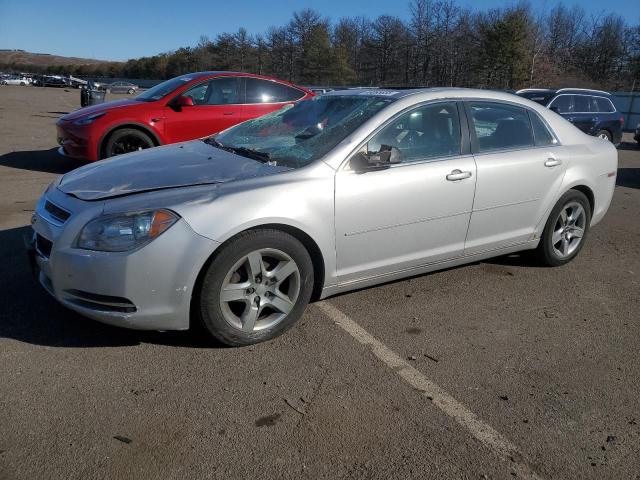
[316,301,543,480]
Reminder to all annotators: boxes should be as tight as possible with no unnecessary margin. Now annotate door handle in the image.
[446,169,472,181]
[544,158,562,167]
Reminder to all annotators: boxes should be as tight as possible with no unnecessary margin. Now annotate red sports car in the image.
[56,72,314,162]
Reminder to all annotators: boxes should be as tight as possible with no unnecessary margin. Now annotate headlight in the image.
[73,112,106,126]
[76,209,179,252]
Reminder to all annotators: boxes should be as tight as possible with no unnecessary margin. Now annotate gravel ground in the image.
[1,85,639,480]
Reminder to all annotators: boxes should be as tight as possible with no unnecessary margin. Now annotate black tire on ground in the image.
[128,89,135,94]
[596,129,612,142]
[197,229,314,346]
[103,128,154,158]
[536,189,592,267]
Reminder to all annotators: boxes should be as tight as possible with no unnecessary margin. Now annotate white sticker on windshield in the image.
[361,90,398,96]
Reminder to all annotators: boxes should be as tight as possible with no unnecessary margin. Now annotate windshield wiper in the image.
[204,138,272,163]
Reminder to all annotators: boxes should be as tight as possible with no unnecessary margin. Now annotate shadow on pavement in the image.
[616,168,640,189]
[617,141,639,151]
[0,225,214,349]
[0,148,81,175]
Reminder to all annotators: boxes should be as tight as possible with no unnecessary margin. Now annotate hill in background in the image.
[0,49,119,68]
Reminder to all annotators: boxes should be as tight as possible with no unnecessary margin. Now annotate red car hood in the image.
[60,99,142,121]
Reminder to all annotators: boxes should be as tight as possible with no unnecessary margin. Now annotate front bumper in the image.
[56,121,98,161]
[29,190,219,331]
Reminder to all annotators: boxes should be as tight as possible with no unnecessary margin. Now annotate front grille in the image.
[36,234,52,258]
[44,200,71,224]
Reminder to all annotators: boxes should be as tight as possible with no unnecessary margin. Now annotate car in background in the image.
[32,88,617,345]
[1,75,30,86]
[635,123,640,146]
[56,71,314,161]
[516,88,623,145]
[106,81,138,94]
[33,75,68,88]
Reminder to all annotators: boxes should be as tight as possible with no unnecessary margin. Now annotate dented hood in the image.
[58,141,291,201]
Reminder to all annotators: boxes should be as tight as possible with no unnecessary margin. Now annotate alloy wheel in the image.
[109,134,152,156]
[551,201,586,259]
[219,248,301,332]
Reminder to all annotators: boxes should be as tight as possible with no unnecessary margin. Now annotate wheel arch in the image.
[190,223,326,326]
[98,122,162,159]
[569,184,595,214]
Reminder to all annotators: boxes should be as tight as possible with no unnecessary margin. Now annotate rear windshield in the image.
[135,75,196,102]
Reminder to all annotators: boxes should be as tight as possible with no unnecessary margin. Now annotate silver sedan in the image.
[30,88,617,345]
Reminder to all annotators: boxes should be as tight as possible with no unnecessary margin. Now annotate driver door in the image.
[163,77,244,143]
[334,101,477,284]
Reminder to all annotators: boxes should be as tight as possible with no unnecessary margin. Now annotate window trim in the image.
[463,99,561,156]
[341,99,470,171]
[547,93,616,114]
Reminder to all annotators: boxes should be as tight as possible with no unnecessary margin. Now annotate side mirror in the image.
[350,145,402,172]
[174,96,194,108]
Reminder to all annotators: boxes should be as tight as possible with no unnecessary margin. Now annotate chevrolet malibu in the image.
[30,89,617,346]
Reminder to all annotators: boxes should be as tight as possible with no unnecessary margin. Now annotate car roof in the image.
[517,87,611,97]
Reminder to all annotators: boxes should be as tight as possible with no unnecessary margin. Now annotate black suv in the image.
[516,88,623,145]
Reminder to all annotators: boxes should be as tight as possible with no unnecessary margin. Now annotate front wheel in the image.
[536,190,591,267]
[197,229,314,346]
[103,128,154,158]
[128,89,135,94]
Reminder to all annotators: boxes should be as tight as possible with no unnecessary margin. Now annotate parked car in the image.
[635,123,640,146]
[1,75,30,86]
[31,88,617,346]
[56,71,314,161]
[516,88,623,145]
[33,75,68,87]
[106,81,138,94]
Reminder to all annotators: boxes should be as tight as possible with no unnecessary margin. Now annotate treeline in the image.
[5,1,640,90]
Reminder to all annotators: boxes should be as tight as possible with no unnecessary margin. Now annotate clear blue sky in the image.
[1,0,638,61]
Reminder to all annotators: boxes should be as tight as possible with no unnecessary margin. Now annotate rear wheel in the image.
[596,130,612,142]
[197,229,314,346]
[536,190,591,267]
[103,128,154,158]
[128,88,135,94]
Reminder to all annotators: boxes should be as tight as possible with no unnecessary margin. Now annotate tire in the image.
[128,89,134,94]
[197,229,314,346]
[103,128,154,158]
[596,130,612,142]
[536,189,591,267]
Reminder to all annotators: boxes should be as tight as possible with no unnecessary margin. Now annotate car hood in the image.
[60,99,141,121]
[57,141,292,201]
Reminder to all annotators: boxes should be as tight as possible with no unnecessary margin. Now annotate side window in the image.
[182,77,241,105]
[183,82,209,105]
[367,102,461,162]
[549,95,572,114]
[529,111,557,147]
[595,97,615,113]
[573,95,591,112]
[245,78,305,103]
[468,102,533,152]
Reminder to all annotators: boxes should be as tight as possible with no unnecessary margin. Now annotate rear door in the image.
[464,101,566,255]
[163,77,244,142]
[241,77,307,123]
